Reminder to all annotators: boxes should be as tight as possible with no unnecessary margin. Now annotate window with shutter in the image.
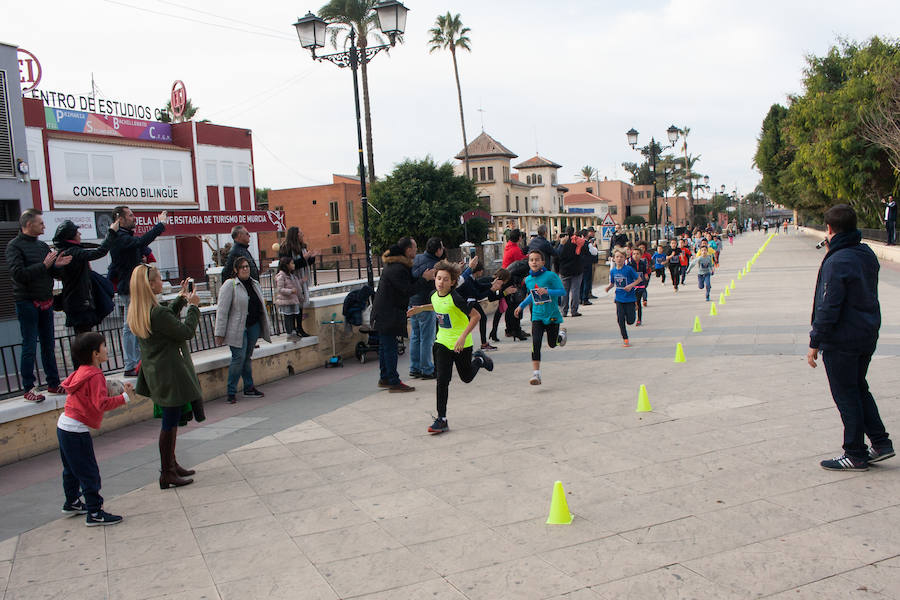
[0,71,15,178]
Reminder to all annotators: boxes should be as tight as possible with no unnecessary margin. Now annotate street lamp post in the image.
[293,1,409,289]
[627,125,680,243]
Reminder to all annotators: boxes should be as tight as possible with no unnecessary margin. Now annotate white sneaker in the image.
[529,373,542,386]
[557,328,567,347]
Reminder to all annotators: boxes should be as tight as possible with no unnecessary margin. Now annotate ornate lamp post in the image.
[626,125,681,242]
[293,1,410,288]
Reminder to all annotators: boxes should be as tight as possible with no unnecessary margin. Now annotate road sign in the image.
[601,213,617,227]
[601,226,615,241]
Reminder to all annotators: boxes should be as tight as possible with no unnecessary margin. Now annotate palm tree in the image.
[158,98,199,123]
[428,13,472,178]
[319,0,390,185]
[578,165,597,182]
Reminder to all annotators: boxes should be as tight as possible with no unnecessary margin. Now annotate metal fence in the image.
[308,253,384,286]
[0,300,288,400]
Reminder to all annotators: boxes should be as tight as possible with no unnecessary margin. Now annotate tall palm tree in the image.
[319,0,389,185]
[578,165,598,182]
[428,13,472,178]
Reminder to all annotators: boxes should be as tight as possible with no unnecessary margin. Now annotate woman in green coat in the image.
[128,264,201,489]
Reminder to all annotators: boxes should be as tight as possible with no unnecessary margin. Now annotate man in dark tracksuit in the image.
[808,204,893,471]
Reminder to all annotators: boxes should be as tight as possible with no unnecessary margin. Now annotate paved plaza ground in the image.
[1,230,899,599]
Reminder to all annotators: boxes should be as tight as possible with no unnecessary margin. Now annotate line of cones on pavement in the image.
[546,233,781,526]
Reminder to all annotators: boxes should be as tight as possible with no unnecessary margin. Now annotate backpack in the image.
[342,285,374,326]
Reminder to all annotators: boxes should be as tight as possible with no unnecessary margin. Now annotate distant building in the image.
[563,179,693,227]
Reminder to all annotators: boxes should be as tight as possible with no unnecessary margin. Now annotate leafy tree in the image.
[369,157,480,252]
[158,98,200,123]
[621,161,653,185]
[319,0,397,185]
[255,187,270,208]
[623,215,646,226]
[428,13,473,179]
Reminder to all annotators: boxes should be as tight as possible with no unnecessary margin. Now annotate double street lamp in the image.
[626,125,681,242]
[293,0,410,288]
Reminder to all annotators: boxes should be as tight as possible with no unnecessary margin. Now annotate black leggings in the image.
[472,302,487,344]
[434,344,481,418]
[283,313,299,335]
[531,320,560,362]
[668,264,680,288]
[490,304,504,337]
[655,267,665,283]
[634,288,646,321]
[616,301,636,340]
[160,406,184,432]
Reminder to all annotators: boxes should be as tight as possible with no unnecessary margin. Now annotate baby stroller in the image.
[342,285,405,364]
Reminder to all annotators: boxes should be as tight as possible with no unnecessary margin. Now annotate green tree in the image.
[255,187,270,208]
[369,157,480,252]
[578,165,597,182]
[158,98,200,123]
[428,13,473,179]
[319,0,394,185]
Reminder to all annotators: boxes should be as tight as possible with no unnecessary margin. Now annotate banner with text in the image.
[132,211,286,236]
[45,107,173,143]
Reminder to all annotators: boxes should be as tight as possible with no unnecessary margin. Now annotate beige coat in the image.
[214,277,272,348]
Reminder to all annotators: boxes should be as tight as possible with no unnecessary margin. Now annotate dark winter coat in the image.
[223,242,259,281]
[526,235,555,265]
[810,230,880,355]
[558,238,582,277]
[135,296,202,408]
[109,223,166,296]
[409,251,441,306]
[55,229,114,328]
[371,251,431,337]
[6,233,56,302]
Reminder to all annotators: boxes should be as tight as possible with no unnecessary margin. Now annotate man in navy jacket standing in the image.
[883,195,896,245]
[808,204,893,471]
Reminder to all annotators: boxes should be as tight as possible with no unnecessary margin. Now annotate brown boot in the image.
[172,432,195,477]
[159,428,193,489]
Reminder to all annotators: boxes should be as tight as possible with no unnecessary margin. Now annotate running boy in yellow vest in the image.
[407,260,493,434]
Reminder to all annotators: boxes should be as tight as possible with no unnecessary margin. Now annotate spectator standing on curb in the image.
[526,224,555,266]
[108,206,167,377]
[274,257,304,340]
[128,266,201,489]
[53,219,118,334]
[215,257,272,404]
[7,209,73,402]
[580,229,599,305]
[372,237,435,393]
[808,204,893,471]
[278,227,318,336]
[408,237,444,380]
[558,227,584,317]
[223,226,259,282]
[882,195,896,246]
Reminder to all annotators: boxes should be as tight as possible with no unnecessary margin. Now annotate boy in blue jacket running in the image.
[514,250,567,385]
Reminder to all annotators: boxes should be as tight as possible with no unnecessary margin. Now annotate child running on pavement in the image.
[685,245,716,301]
[651,244,667,284]
[57,333,133,526]
[514,250,567,386]
[666,240,682,291]
[606,248,641,347]
[407,260,493,434]
[627,248,650,326]
[638,241,652,306]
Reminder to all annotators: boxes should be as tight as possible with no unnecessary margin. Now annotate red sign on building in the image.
[132,210,285,236]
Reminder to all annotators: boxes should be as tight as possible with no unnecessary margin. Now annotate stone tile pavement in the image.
[1,230,899,599]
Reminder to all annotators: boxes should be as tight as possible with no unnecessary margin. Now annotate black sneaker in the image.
[62,498,87,516]
[86,510,123,527]
[419,372,437,380]
[820,454,869,472]
[582,299,592,306]
[428,417,449,434]
[226,394,237,404]
[869,446,895,464]
[409,371,423,379]
[473,350,493,372]
[243,388,265,397]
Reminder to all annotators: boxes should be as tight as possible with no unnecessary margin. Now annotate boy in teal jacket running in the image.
[515,250,567,385]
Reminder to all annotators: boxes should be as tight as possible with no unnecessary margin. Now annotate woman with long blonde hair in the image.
[128,265,201,489]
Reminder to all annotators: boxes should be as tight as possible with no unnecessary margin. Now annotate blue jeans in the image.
[119,295,140,371]
[57,428,102,512]
[15,300,60,390]
[378,333,400,385]
[697,273,711,300]
[408,310,436,376]
[580,265,594,301]
[227,322,261,395]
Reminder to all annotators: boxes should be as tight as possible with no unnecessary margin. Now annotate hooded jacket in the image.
[372,250,431,336]
[61,365,126,430]
[502,241,526,268]
[54,229,114,327]
[109,223,166,296]
[810,230,880,354]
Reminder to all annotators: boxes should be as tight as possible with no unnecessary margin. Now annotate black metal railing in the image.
[309,253,384,286]
[0,300,289,400]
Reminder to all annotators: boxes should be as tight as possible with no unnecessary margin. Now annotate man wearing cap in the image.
[53,219,119,334]
[6,209,73,402]
[109,206,167,376]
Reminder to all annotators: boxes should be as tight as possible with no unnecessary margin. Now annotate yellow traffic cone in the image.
[636,384,652,412]
[730,279,735,290]
[709,302,718,316]
[692,316,702,333]
[738,271,743,280]
[674,342,686,363]
[724,286,731,297]
[546,480,574,525]
[719,292,726,305]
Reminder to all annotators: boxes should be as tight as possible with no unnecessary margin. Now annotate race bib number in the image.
[436,313,452,329]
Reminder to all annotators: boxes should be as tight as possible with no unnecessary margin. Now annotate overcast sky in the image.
[8,0,900,198]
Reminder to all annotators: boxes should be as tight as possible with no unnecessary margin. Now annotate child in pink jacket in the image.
[57,332,133,526]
